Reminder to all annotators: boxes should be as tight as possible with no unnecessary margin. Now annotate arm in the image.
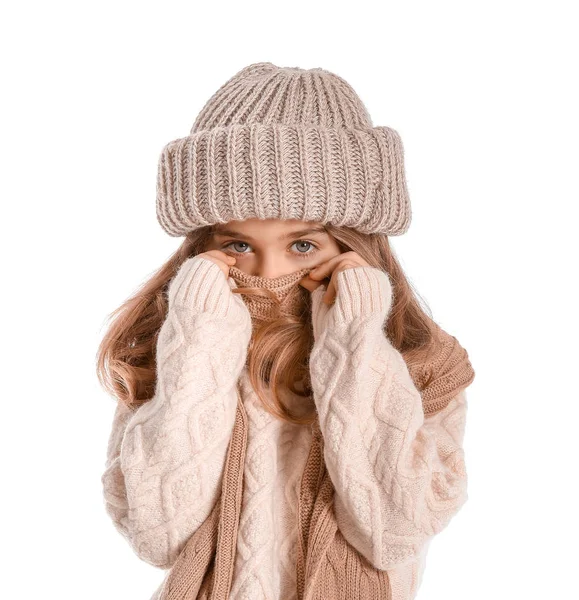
[101,256,252,569]
[308,266,471,571]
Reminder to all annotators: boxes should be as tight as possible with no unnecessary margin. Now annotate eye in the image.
[223,241,252,254]
[221,239,319,259]
[290,240,319,258]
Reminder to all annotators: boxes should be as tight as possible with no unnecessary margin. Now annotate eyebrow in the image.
[213,225,329,242]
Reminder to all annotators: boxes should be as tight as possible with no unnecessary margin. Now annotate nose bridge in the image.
[255,248,285,279]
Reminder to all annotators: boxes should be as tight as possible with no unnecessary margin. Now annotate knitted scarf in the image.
[228,264,314,324]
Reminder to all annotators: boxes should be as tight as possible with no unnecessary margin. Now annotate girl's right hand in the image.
[194,249,238,279]
[167,249,251,323]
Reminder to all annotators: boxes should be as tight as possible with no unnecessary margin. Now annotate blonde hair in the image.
[96,224,438,425]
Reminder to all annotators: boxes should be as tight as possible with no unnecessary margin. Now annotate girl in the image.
[98,62,475,600]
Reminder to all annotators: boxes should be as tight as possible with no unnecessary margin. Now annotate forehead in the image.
[213,219,329,242]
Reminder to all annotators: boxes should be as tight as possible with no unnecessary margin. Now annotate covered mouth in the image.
[228,265,315,321]
[228,266,314,303]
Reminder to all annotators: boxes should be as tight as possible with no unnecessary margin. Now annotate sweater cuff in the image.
[333,266,393,324]
[168,256,245,320]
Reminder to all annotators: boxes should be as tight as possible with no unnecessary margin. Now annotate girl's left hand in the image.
[299,251,371,304]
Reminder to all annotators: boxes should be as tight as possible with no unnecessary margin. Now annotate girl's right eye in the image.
[223,241,251,254]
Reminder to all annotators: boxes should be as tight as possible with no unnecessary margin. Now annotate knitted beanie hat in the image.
[156,62,412,237]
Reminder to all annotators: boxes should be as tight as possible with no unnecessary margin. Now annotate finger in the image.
[323,276,337,304]
[309,252,365,280]
[308,255,342,280]
[205,249,237,264]
[299,277,325,292]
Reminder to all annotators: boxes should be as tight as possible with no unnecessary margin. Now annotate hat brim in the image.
[156,123,411,237]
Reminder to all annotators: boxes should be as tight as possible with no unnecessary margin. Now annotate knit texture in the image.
[218,264,317,597]
[156,62,412,237]
[102,256,475,599]
[101,256,253,569]
[228,264,314,325]
[230,369,313,599]
[406,322,475,415]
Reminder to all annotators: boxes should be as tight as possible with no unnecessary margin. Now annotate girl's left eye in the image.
[291,241,318,257]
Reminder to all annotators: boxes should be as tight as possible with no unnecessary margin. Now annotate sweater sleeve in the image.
[101,255,253,569]
[308,266,471,571]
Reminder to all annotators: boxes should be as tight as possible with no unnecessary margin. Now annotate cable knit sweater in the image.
[101,255,474,600]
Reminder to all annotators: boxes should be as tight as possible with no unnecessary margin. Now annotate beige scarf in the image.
[228,265,314,324]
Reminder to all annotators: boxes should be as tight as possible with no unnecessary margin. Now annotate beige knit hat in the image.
[156,62,412,237]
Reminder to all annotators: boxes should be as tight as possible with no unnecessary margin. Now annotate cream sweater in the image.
[102,256,468,599]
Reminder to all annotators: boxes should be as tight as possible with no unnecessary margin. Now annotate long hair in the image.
[96,224,438,426]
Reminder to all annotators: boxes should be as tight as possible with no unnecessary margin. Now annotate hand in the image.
[167,249,250,322]
[195,249,237,279]
[299,251,371,304]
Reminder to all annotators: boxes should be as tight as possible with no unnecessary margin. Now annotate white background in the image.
[2,1,577,598]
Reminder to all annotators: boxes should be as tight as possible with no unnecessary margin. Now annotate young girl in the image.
[98,62,475,600]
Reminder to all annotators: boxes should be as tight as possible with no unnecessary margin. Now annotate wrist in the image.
[168,256,249,321]
[332,266,393,325]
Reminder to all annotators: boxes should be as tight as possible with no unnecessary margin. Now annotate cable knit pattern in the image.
[102,257,474,599]
[101,256,253,569]
[308,265,469,570]
[229,371,313,600]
